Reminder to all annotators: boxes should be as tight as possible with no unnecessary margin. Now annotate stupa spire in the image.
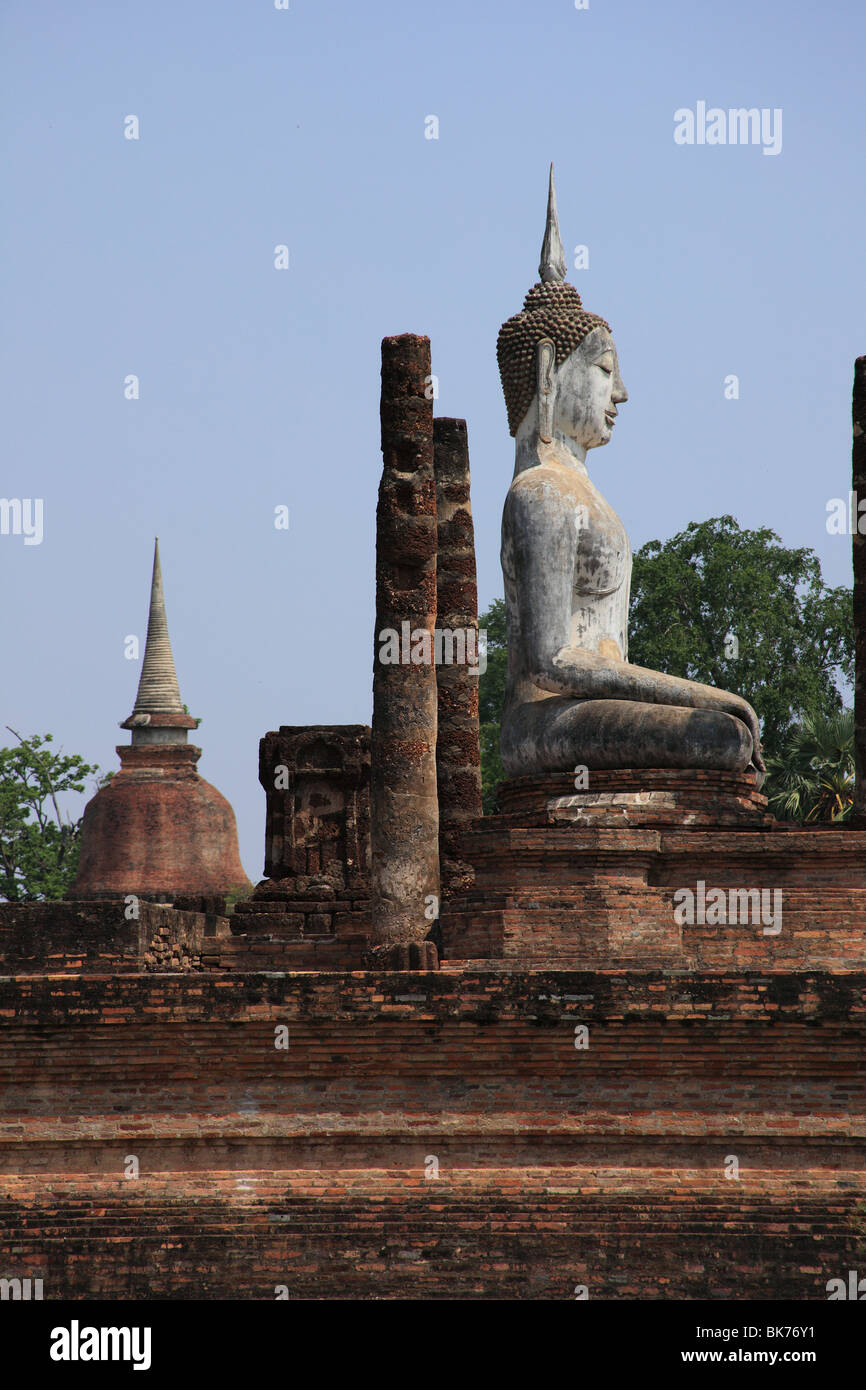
[132,538,184,714]
[538,162,567,285]
[71,535,249,900]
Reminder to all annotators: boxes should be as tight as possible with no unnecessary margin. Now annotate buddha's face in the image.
[553,327,628,450]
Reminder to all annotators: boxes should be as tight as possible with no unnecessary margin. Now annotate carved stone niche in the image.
[258,725,371,891]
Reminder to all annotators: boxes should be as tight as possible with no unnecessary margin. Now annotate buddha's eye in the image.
[596,360,613,374]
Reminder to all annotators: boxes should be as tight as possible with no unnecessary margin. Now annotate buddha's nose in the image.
[612,370,628,405]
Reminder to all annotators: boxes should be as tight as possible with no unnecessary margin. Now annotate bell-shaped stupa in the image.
[69,540,250,901]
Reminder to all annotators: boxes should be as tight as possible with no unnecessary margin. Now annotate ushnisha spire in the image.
[538,163,567,285]
[133,539,184,715]
[496,164,611,435]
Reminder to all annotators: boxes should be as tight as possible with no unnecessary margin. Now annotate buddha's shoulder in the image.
[507,461,591,507]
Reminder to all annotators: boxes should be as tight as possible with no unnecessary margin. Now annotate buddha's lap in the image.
[501,697,752,773]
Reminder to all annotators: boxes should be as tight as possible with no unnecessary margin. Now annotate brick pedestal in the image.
[440,771,866,970]
[499,768,771,829]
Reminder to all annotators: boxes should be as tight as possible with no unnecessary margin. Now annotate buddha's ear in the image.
[536,338,556,443]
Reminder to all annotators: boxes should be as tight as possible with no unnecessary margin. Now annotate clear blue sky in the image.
[2,0,864,880]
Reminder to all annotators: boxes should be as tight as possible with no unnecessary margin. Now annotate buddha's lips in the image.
[604,410,617,426]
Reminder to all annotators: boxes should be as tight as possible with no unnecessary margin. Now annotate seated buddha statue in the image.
[495,167,765,787]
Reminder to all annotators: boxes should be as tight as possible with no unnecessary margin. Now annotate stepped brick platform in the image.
[0,969,863,1299]
[441,771,866,969]
[2,770,865,1300]
[231,882,371,944]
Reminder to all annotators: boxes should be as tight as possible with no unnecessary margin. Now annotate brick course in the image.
[0,967,864,1299]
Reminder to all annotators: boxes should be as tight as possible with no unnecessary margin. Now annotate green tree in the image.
[0,731,107,901]
[479,598,507,812]
[628,517,852,760]
[764,709,854,823]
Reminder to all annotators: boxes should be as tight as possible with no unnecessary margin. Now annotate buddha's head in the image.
[497,167,627,451]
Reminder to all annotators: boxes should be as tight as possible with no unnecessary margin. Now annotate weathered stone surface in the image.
[254,725,371,886]
[229,725,372,951]
[370,335,440,953]
[496,170,765,784]
[499,768,770,829]
[853,357,866,817]
[434,417,482,898]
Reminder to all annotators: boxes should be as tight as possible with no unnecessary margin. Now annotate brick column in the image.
[854,357,866,818]
[370,335,440,963]
[434,418,482,898]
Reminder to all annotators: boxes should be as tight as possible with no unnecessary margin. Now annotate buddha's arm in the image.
[547,649,764,768]
[506,487,764,764]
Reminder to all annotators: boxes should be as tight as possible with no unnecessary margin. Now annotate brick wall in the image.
[1,968,863,1299]
[442,824,866,969]
[0,900,230,975]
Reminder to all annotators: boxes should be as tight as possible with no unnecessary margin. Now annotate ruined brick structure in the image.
[370,334,440,956]
[2,356,866,1302]
[257,726,371,886]
[71,740,249,901]
[70,540,248,902]
[5,702,866,1300]
[853,356,866,819]
[434,416,483,900]
[229,725,372,967]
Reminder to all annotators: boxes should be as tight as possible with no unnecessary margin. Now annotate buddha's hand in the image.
[728,695,765,779]
[597,637,623,662]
